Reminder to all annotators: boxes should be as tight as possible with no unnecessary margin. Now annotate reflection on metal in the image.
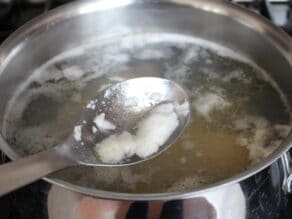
[48,183,245,219]
[232,0,290,3]
[281,151,292,193]
[78,0,134,15]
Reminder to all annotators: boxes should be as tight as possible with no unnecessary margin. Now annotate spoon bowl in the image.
[70,77,190,166]
[0,77,190,196]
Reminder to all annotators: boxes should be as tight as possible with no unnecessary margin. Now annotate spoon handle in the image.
[0,147,76,196]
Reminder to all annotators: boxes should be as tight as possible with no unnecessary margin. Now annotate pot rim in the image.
[0,0,291,201]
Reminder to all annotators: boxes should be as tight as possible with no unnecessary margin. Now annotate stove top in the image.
[233,0,292,35]
[0,0,291,219]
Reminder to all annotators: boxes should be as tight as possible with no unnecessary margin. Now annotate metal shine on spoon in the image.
[0,77,190,196]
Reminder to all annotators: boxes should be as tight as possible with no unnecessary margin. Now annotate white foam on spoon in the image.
[73,125,82,142]
[93,113,116,131]
[95,102,188,164]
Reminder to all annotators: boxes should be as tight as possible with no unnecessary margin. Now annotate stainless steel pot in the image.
[0,0,291,218]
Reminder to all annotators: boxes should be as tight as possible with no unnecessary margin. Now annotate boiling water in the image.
[3,34,291,193]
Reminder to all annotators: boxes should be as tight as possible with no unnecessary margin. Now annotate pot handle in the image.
[281,149,292,193]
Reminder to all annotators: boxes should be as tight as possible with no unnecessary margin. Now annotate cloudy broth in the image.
[3,34,291,193]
